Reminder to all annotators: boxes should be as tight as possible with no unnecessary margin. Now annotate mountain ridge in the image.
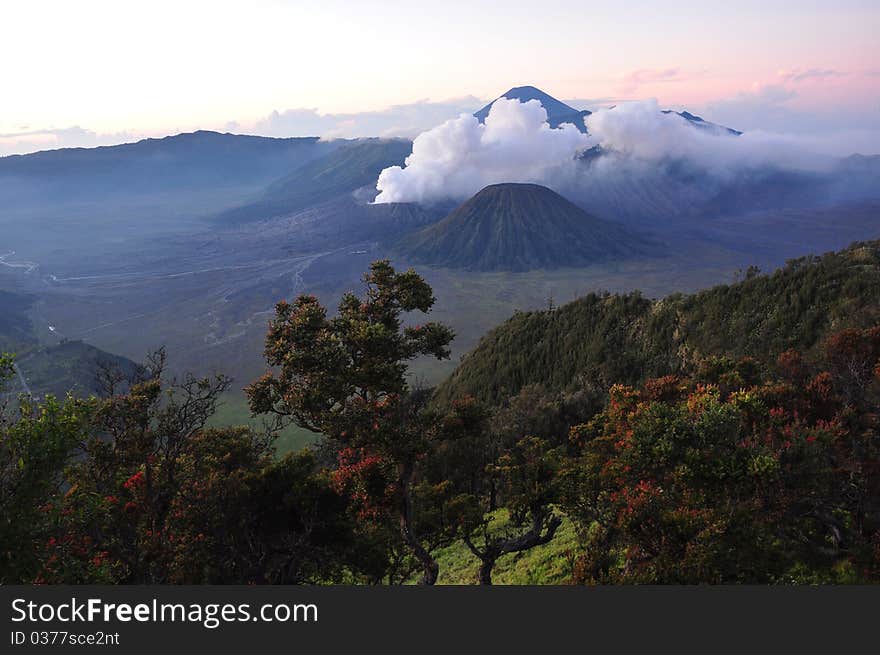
[433,238,880,406]
[216,138,412,223]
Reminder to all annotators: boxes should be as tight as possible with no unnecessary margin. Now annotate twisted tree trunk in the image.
[466,512,563,585]
[398,463,439,585]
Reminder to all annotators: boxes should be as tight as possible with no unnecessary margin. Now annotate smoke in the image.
[584,99,836,177]
[373,98,590,204]
[373,97,873,207]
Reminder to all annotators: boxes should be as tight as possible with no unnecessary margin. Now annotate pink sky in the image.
[1,0,878,155]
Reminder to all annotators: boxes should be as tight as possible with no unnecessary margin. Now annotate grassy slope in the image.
[207,393,319,457]
[14,341,140,398]
[1,289,142,398]
[217,139,412,223]
[408,511,579,585]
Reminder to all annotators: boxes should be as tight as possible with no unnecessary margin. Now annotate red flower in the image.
[123,471,145,491]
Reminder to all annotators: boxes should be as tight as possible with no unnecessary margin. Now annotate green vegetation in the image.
[564,326,880,583]
[3,244,880,585]
[436,240,880,406]
[246,260,458,584]
[398,182,651,271]
[0,353,379,585]
[0,289,141,399]
[14,341,140,399]
[207,393,318,457]
[218,139,412,223]
[422,510,578,585]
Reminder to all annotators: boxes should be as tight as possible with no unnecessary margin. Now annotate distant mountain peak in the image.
[661,110,742,136]
[475,85,741,137]
[475,86,591,133]
[396,182,651,271]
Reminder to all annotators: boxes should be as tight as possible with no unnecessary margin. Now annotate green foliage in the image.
[247,260,456,584]
[0,352,13,388]
[562,327,880,583]
[26,353,378,585]
[5,243,880,586]
[420,510,580,585]
[425,392,575,583]
[247,259,454,434]
[0,390,92,583]
[436,240,880,406]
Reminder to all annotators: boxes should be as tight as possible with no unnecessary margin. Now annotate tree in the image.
[428,394,565,584]
[39,351,241,583]
[164,444,383,584]
[32,349,375,584]
[460,435,563,585]
[0,353,92,583]
[823,326,880,403]
[563,333,880,583]
[247,260,455,584]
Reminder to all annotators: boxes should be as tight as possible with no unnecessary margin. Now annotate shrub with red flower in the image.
[565,334,880,584]
[332,447,392,520]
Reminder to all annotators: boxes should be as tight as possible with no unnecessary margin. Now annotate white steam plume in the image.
[584,99,836,177]
[373,98,870,207]
[373,98,590,204]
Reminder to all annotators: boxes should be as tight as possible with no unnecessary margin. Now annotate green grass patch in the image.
[416,510,579,585]
[208,392,318,457]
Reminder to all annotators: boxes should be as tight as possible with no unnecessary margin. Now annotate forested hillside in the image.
[435,240,880,405]
[0,289,139,398]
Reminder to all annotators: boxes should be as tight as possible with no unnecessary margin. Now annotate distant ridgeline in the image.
[216,138,413,223]
[0,289,139,399]
[434,240,880,406]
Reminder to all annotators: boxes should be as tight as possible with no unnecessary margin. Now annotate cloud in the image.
[778,68,848,84]
[251,96,486,140]
[0,126,135,156]
[584,99,838,174]
[701,83,800,132]
[576,101,879,219]
[702,77,880,137]
[374,97,880,208]
[563,97,626,110]
[373,98,591,204]
[0,97,488,156]
[617,68,708,94]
